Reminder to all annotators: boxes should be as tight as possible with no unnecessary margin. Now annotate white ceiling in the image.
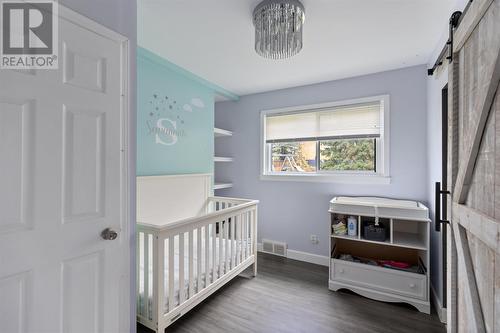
[138,0,455,97]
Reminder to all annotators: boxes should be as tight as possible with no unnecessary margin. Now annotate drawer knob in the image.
[339,268,345,273]
[409,283,416,289]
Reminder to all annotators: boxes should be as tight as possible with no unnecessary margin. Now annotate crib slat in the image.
[249,210,254,254]
[241,214,245,263]
[222,220,226,275]
[222,221,226,276]
[247,213,251,256]
[245,212,249,259]
[168,236,175,311]
[241,214,245,261]
[188,230,194,299]
[156,236,165,320]
[250,211,253,255]
[230,218,234,267]
[236,215,241,266]
[231,218,235,269]
[221,221,225,278]
[248,212,251,258]
[241,213,248,261]
[144,233,150,319]
[212,223,216,282]
[179,233,185,304]
[230,218,234,269]
[197,228,202,292]
[225,218,229,273]
[137,232,142,317]
[249,212,252,256]
[205,225,210,286]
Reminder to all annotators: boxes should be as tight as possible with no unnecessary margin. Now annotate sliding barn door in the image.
[447,0,500,332]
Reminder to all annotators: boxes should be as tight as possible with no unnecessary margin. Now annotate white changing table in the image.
[328,196,430,314]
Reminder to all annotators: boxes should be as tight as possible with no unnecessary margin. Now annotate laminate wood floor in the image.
[137,253,445,333]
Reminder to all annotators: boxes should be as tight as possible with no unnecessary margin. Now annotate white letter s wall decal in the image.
[155,118,178,146]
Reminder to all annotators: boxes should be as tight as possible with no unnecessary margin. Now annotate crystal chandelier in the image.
[253,0,305,59]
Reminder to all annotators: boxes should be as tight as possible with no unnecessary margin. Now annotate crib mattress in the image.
[138,236,252,317]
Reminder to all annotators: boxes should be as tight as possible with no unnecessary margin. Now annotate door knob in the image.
[101,228,118,240]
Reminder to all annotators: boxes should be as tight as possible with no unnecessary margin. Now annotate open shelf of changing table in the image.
[328,196,430,314]
[331,219,428,251]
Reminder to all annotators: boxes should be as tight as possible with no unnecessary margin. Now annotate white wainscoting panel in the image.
[136,174,211,226]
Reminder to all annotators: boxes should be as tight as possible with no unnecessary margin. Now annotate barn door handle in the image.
[435,182,451,232]
[101,228,118,240]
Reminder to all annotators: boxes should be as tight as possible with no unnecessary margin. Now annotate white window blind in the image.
[265,100,382,142]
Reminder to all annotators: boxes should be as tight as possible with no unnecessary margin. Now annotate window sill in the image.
[260,173,391,184]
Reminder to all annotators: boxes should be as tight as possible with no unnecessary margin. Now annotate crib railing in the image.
[137,196,258,331]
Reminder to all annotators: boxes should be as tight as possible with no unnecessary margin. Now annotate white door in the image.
[0,7,130,333]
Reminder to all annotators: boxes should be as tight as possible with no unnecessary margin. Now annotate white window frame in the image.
[260,95,391,184]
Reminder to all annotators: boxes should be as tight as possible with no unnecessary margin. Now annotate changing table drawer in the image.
[331,259,426,300]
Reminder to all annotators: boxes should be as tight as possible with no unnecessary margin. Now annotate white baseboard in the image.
[257,243,329,267]
[287,249,329,266]
[430,283,447,324]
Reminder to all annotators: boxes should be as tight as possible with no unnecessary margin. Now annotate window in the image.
[261,95,390,183]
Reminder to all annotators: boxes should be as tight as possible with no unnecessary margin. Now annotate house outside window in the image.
[260,95,390,184]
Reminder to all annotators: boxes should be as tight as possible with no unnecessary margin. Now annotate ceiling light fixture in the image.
[253,0,305,59]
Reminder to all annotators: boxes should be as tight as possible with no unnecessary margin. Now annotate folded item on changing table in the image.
[332,221,347,235]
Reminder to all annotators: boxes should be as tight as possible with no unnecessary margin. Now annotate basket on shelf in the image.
[364,222,386,242]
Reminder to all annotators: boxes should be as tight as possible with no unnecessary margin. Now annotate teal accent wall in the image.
[137,48,215,176]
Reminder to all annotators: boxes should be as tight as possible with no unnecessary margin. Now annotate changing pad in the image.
[329,196,429,221]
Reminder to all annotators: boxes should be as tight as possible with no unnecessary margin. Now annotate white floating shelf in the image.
[214,182,233,190]
[214,128,233,137]
[214,156,233,162]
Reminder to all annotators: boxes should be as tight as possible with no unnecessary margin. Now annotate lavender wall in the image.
[215,65,428,257]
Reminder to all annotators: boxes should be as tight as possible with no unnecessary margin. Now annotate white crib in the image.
[136,174,258,332]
